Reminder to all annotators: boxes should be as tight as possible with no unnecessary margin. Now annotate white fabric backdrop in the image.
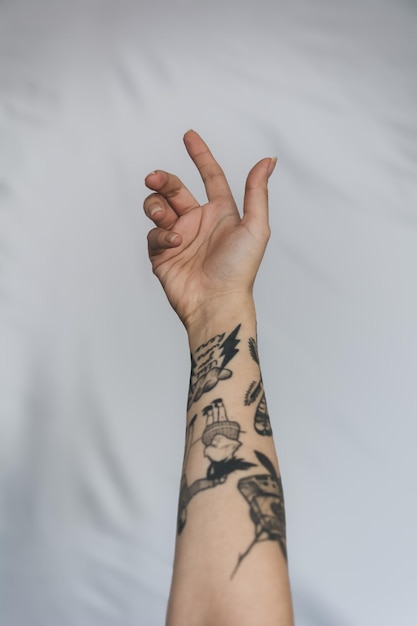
[1,1,416,624]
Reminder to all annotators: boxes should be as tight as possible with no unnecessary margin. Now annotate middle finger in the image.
[144,170,200,216]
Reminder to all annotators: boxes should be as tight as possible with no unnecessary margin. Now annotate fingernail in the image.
[145,170,158,180]
[267,157,278,178]
[166,232,179,244]
[149,204,163,217]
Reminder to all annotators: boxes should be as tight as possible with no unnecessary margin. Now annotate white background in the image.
[1,1,416,624]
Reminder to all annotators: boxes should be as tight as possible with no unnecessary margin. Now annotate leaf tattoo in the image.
[254,450,279,482]
[248,337,259,365]
[244,380,263,406]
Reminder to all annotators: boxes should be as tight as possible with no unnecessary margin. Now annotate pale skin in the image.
[144,130,294,626]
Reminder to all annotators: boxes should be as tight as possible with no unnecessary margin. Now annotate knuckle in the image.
[199,162,224,182]
[256,223,271,242]
[162,176,183,199]
[147,228,157,243]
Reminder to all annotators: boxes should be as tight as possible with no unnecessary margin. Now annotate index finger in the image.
[183,130,234,202]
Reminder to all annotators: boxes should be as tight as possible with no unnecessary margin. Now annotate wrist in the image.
[185,294,257,351]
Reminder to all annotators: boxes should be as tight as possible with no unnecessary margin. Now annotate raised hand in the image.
[143,130,276,330]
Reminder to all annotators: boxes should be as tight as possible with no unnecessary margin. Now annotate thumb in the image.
[242,157,277,236]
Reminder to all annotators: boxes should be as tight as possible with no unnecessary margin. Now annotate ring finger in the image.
[143,193,180,230]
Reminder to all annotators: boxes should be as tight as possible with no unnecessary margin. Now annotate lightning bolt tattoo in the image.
[219,324,241,369]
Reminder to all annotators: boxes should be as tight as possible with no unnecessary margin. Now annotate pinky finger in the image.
[147,227,182,255]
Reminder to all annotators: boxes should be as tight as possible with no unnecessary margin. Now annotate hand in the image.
[143,130,276,330]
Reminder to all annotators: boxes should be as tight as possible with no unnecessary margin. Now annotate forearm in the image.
[167,298,294,626]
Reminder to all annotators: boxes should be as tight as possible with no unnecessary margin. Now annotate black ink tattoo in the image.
[232,451,287,578]
[188,325,241,409]
[248,335,260,364]
[254,393,271,436]
[244,337,272,436]
[177,397,255,534]
[245,380,263,406]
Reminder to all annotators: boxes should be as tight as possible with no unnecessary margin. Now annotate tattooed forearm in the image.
[180,326,286,582]
[244,337,272,436]
[188,324,241,408]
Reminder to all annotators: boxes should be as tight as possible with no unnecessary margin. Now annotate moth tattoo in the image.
[232,451,287,578]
